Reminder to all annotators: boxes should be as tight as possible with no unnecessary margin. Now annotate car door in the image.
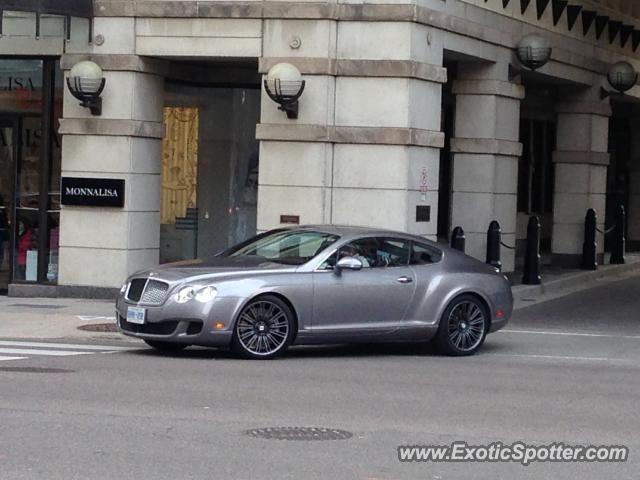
[311,237,417,332]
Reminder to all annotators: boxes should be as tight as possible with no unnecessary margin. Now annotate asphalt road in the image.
[1,276,639,480]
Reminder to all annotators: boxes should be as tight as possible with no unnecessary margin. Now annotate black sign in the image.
[415,205,431,223]
[61,177,125,207]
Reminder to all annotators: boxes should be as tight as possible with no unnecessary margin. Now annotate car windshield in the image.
[224,230,340,265]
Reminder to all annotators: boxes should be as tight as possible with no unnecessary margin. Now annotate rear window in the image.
[409,242,442,265]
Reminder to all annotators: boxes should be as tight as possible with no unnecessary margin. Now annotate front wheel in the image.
[435,294,488,356]
[231,295,295,360]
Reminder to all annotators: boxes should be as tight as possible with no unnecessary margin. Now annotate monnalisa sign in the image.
[60,177,125,207]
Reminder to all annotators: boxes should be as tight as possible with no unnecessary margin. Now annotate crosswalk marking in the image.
[0,348,94,357]
[0,340,133,351]
[0,356,28,362]
[0,340,136,363]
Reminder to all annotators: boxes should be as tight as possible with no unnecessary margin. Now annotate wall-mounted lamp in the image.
[515,34,552,70]
[601,60,638,99]
[263,63,305,119]
[66,60,106,116]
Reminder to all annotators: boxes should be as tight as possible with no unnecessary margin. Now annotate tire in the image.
[231,295,295,360]
[144,339,189,352]
[435,294,489,356]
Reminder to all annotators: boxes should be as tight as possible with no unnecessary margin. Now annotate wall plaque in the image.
[61,177,125,207]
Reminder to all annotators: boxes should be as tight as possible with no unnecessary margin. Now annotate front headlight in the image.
[195,286,218,303]
[174,286,196,303]
[174,285,218,304]
[119,282,128,295]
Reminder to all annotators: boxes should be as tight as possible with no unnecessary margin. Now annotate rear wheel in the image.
[435,294,488,356]
[144,339,188,352]
[231,295,295,360]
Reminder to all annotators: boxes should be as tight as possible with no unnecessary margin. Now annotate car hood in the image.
[130,256,297,283]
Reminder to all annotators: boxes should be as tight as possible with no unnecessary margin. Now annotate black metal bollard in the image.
[450,226,466,253]
[486,220,502,271]
[522,216,541,285]
[581,208,597,270]
[610,204,626,265]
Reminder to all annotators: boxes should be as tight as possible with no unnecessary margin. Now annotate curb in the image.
[512,259,640,309]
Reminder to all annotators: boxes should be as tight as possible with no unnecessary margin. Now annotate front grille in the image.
[119,315,179,335]
[140,280,169,305]
[127,279,146,302]
[126,278,170,305]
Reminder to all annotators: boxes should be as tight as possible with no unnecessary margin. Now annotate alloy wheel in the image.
[446,300,486,353]
[235,299,290,358]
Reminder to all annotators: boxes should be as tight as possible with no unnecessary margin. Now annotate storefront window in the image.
[0,58,62,288]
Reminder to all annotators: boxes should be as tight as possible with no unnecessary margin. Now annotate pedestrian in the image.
[16,218,36,280]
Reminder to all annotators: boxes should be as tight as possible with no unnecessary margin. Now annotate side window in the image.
[410,242,443,265]
[373,237,411,267]
[319,250,338,270]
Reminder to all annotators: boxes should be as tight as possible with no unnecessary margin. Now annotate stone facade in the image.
[1,0,639,291]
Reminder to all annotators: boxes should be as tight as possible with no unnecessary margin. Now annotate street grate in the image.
[77,323,118,332]
[246,427,353,441]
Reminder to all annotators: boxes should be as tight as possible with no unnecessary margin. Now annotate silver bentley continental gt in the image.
[116,226,513,359]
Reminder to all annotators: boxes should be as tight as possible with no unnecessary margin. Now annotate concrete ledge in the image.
[452,80,525,99]
[555,101,613,117]
[258,58,448,83]
[59,118,165,139]
[256,124,445,147]
[450,138,523,156]
[8,284,119,300]
[61,54,169,75]
[552,151,610,166]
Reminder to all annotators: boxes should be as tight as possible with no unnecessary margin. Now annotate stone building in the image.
[0,0,638,295]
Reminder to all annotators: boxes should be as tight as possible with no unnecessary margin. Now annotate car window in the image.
[373,238,410,267]
[318,237,413,270]
[226,230,339,265]
[410,242,443,265]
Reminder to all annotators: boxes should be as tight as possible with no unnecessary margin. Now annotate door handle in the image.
[397,276,413,284]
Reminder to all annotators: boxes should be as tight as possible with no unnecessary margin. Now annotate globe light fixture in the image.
[606,61,638,93]
[516,34,552,71]
[66,60,106,115]
[263,63,305,119]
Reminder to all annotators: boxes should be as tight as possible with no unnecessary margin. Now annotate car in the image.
[116,225,513,359]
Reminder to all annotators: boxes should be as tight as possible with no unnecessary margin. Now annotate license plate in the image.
[127,306,146,324]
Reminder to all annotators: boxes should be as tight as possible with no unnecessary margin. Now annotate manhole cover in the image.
[0,367,72,374]
[77,323,118,333]
[246,427,352,441]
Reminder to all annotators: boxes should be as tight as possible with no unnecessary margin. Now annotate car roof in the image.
[285,224,437,243]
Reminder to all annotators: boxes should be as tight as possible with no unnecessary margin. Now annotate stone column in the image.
[57,19,165,290]
[551,99,611,265]
[450,63,524,272]
[256,19,446,239]
[627,108,640,251]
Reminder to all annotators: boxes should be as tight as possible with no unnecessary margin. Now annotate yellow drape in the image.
[161,107,199,224]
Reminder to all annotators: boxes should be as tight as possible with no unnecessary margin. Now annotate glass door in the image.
[0,118,17,292]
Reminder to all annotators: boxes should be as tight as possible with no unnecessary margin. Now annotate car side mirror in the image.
[335,256,363,272]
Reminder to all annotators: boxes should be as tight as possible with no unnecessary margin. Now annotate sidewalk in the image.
[0,256,639,342]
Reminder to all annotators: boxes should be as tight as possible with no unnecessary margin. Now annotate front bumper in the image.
[116,295,243,347]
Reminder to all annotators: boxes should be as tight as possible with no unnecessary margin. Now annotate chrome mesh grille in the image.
[140,280,169,305]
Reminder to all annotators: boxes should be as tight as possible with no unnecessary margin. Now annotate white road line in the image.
[0,341,133,351]
[486,353,611,362]
[0,356,28,362]
[0,348,94,357]
[499,329,640,339]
